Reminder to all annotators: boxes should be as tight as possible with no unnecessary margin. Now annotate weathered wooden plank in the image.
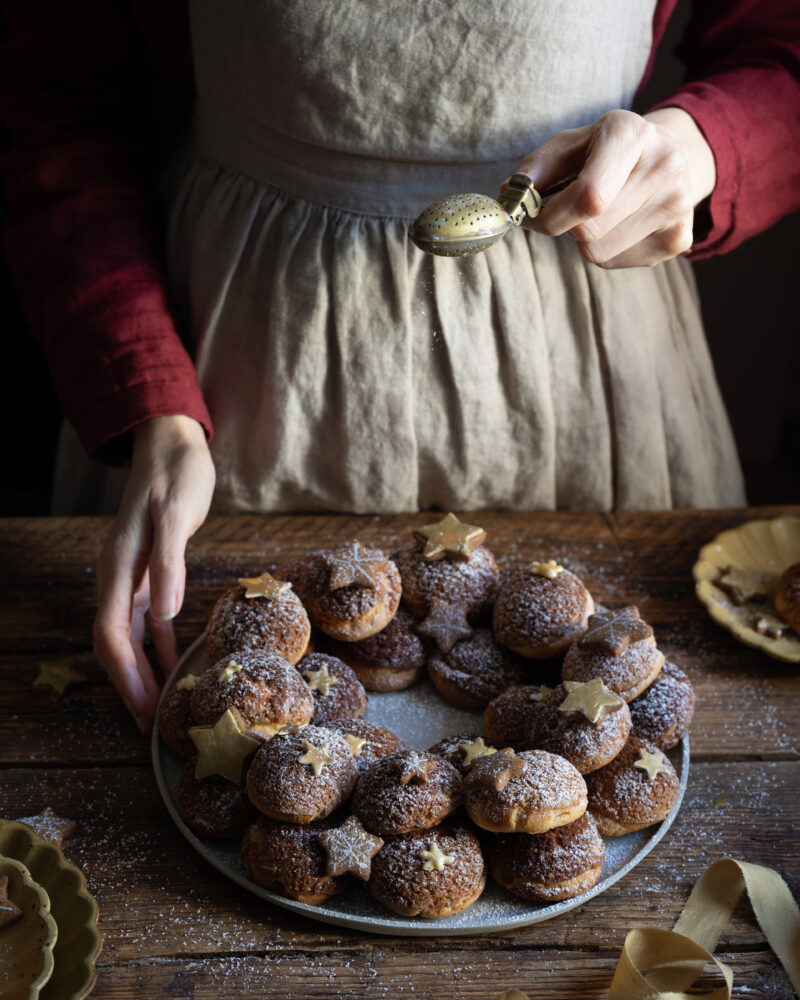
[1,762,796,961]
[87,949,797,1000]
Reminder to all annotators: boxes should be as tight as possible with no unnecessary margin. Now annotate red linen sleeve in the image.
[650,0,800,258]
[0,0,212,464]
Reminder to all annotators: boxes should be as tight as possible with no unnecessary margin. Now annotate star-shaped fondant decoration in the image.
[558,678,624,725]
[413,512,486,561]
[580,606,653,656]
[17,806,76,847]
[176,673,197,692]
[459,736,497,767]
[324,541,386,590]
[391,752,437,786]
[463,747,526,792]
[419,841,455,872]
[318,815,385,880]
[237,573,292,601]
[190,709,260,784]
[33,659,87,696]
[304,664,339,696]
[634,747,669,780]
[217,659,243,683]
[528,684,552,702]
[0,876,22,930]
[299,740,334,775]
[418,598,473,653]
[343,734,367,756]
[530,560,564,579]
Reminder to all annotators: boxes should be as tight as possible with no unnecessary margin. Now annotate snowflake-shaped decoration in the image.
[318,815,384,880]
[419,841,455,872]
[391,751,436,786]
[418,598,473,653]
[463,747,526,792]
[580,606,652,656]
[304,664,339,696]
[324,540,387,590]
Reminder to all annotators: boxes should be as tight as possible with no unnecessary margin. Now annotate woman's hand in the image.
[93,415,215,733]
[516,107,716,268]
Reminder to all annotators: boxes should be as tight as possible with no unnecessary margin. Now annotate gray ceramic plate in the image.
[152,634,689,936]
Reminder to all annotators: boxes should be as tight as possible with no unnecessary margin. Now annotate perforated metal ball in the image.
[410,193,513,257]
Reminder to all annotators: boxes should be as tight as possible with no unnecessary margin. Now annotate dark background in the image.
[1,2,798,515]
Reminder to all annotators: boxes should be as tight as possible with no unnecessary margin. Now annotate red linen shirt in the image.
[1,1,799,464]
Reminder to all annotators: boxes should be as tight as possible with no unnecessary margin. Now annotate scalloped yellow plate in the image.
[0,855,57,1000]
[0,823,101,1000]
[693,515,800,663]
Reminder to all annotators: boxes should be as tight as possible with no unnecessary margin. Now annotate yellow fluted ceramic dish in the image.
[0,823,101,1000]
[693,516,800,663]
[0,855,56,1000]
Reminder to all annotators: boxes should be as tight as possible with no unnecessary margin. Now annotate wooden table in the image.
[2,510,799,1000]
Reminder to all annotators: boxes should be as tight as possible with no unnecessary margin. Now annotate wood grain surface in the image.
[1,509,798,1000]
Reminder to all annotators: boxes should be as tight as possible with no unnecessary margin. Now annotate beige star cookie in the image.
[319,816,384,880]
[190,709,260,784]
[634,748,669,780]
[419,841,455,872]
[459,736,497,767]
[304,663,338,695]
[217,659,243,683]
[299,740,334,775]
[528,684,552,702]
[176,673,197,692]
[33,659,87,696]
[558,678,624,725]
[530,560,564,579]
[413,512,486,561]
[17,806,76,847]
[238,573,292,601]
[343,734,367,756]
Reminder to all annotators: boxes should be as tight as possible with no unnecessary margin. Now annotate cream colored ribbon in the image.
[497,857,800,1000]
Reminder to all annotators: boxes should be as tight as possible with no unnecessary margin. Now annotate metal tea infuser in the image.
[410,173,571,257]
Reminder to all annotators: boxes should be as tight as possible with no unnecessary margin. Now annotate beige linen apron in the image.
[53,0,746,513]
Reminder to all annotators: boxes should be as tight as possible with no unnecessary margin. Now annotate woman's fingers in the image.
[590,219,694,270]
[93,512,157,732]
[513,107,711,269]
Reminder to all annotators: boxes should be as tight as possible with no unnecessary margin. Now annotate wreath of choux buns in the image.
[158,515,693,919]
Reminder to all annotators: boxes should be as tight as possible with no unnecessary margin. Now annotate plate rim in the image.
[153,633,689,937]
